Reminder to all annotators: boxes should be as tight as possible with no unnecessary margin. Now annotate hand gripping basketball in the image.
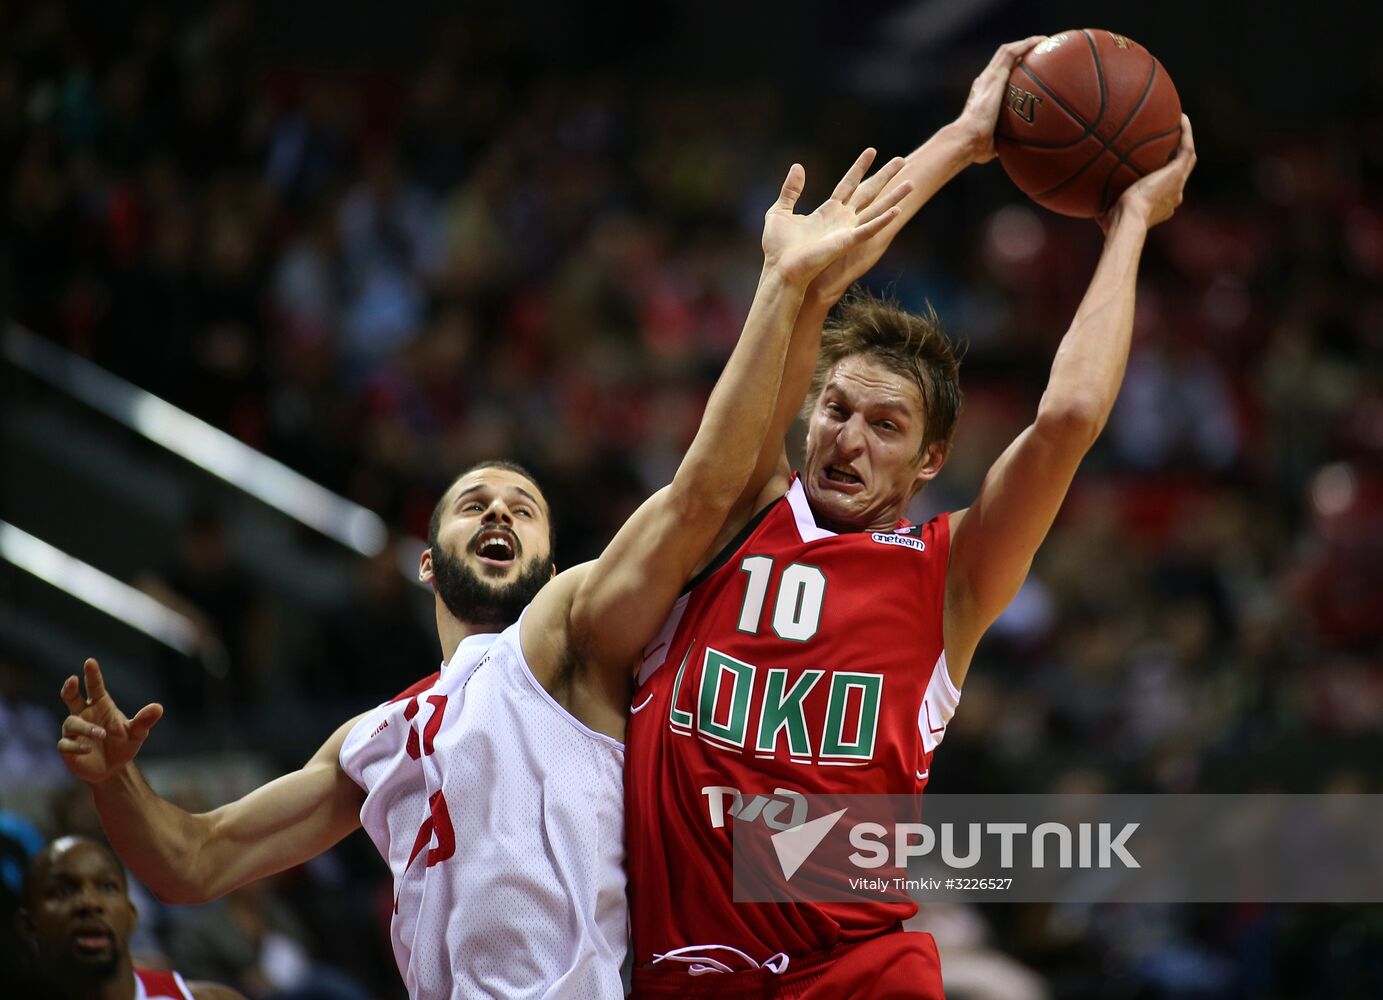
[1098,114,1197,234]
[954,35,1050,165]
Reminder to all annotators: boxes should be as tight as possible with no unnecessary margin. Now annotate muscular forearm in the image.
[851,123,977,277]
[90,723,361,904]
[747,295,831,486]
[943,216,1150,659]
[564,268,808,672]
[1037,212,1149,433]
[91,765,216,903]
[783,296,831,410]
[674,267,805,512]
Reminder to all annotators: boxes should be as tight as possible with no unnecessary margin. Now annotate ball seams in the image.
[1038,55,1159,205]
[1081,29,1110,135]
[1004,51,1105,148]
[1096,117,1182,210]
[1119,119,1183,163]
[1096,154,1140,216]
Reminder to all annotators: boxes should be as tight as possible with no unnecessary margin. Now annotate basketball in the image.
[995,29,1182,218]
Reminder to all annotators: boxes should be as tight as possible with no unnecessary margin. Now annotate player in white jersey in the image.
[55,151,914,997]
[338,611,627,996]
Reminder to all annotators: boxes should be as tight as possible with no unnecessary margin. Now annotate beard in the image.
[75,952,120,978]
[431,543,553,631]
[46,939,120,986]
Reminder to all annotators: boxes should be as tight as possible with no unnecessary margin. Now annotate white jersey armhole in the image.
[637,593,689,685]
[786,476,837,542]
[173,971,194,1000]
[918,651,962,753]
[510,608,625,753]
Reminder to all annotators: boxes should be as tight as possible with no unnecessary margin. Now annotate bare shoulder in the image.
[521,562,595,688]
[189,982,250,1000]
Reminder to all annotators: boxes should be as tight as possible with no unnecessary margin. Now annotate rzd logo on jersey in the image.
[667,646,883,765]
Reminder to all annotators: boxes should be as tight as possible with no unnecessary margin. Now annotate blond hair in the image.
[806,290,963,455]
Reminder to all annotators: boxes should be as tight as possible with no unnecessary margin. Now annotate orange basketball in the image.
[995,29,1182,218]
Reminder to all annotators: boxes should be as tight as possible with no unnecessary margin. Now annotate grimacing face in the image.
[421,468,555,626]
[23,838,136,972]
[802,353,947,533]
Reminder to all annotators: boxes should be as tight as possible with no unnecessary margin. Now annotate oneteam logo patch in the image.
[870,532,925,552]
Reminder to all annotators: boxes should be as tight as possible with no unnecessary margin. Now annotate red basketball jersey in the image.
[626,477,962,969]
[134,968,195,1000]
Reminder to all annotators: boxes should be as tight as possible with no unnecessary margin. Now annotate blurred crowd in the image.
[2,1,1380,997]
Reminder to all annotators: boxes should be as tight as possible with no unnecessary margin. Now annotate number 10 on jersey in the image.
[737,556,826,642]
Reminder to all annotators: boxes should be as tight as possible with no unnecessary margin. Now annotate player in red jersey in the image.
[17,835,245,1000]
[626,38,1199,997]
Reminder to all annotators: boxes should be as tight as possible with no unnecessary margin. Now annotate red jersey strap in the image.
[682,495,782,597]
[919,507,952,602]
[134,968,195,1000]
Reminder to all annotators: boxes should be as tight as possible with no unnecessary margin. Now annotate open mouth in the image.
[472,528,518,567]
[820,465,864,493]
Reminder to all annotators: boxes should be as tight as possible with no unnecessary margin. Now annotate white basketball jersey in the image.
[340,614,627,999]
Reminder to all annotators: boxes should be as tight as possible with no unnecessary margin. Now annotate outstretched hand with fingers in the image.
[803,150,912,308]
[57,658,164,784]
[762,148,913,290]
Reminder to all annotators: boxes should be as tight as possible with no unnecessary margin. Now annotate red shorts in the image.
[630,931,943,999]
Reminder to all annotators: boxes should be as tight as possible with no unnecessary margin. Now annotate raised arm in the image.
[549,155,911,682]
[943,118,1199,685]
[58,659,363,903]
[733,37,1049,520]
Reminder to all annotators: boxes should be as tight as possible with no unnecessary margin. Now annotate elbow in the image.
[145,855,219,905]
[146,831,220,905]
[1034,398,1107,451]
[149,878,213,906]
